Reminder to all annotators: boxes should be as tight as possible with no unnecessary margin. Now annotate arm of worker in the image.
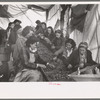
[54,46,64,56]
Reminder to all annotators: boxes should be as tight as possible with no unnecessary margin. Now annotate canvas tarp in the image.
[0,4,100,63]
[0,5,47,29]
[70,5,100,63]
[46,5,61,30]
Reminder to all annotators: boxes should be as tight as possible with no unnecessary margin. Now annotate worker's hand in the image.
[37,64,46,68]
[51,45,55,49]
[47,63,56,68]
[53,56,57,61]
[79,63,84,68]
[54,51,60,56]
[38,33,44,39]
[44,38,51,44]
[68,64,73,69]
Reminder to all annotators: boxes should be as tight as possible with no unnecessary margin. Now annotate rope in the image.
[16,5,33,26]
[47,7,60,21]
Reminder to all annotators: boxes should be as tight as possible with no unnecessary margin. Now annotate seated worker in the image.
[0,29,10,82]
[35,20,43,36]
[35,22,48,38]
[13,26,34,75]
[46,26,55,42]
[14,36,54,82]
[41,22,48,37]
[51,29,65,56]
[67,42,97,73]
[58,38,76,66]
[62,38,76,59]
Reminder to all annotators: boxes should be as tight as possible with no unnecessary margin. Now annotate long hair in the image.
[47,26,54,34]
[41,22,47,29]
[22,26,32,37]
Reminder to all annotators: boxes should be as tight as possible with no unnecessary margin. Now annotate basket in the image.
[68,64,100,81]
[68,74,100,81]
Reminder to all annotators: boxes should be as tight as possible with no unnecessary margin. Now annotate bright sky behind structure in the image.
[0,9,46,29]
[10,9,46,28]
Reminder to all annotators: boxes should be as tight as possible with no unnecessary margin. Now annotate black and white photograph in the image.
[0,3,99,82]
[0,1,100,99]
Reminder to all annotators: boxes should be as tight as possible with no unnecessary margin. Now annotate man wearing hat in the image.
[14,19,21,25]
[8,19,22,46]
[35,20,41,31]
[13,19,22,33]
[35,20,44,35]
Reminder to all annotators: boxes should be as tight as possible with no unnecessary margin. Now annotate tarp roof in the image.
[28,5,54,11]
[0,4,54,18]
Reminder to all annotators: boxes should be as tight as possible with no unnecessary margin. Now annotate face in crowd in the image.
[25,30,33,39]
[17,28,23,35]
[41,23,46,29]
[30,42,39,50]
[65,42,72,51]
[22,26,33,39]
[47,28,52,34]
[79,42,88,55]
[56,32,61,38]
[26,36,39,51]
[15,22,21,25]
[9,23,15,29]
[79,47,87,55]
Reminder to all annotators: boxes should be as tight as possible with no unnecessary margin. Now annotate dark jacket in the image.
[67,49,97,70]
[22,47,48,81]
[35,25,48,37]
[23,47,47,69]
[52,37,64,51]
[8,29,17,44]
[8,25,21,45]
[47,32,56,42]
[35,26,44,35]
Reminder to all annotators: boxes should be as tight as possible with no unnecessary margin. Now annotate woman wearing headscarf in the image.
[67,42,97,73]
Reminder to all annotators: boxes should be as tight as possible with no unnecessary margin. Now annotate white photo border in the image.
[0,1,100,99]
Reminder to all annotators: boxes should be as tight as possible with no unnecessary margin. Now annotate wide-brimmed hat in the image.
[14,19,21,24]
[8,22,14,26]
[35,20,41,24]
